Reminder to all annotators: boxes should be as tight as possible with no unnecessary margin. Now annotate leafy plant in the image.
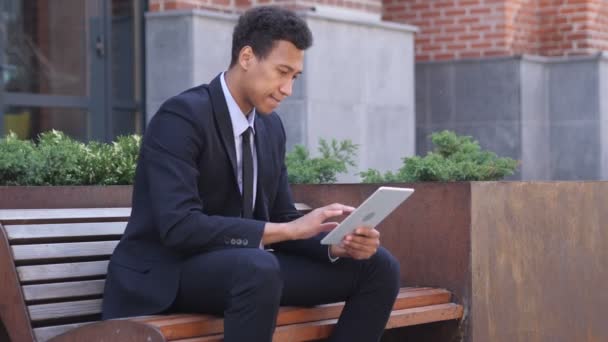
[360,130,519,182]
[35,130,88,185]
[286,139,358,184]
[0,130,142,186]
[0,132,40,185]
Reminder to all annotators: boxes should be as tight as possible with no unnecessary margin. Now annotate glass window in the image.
[3,106,88,141]
[3,0,90,97]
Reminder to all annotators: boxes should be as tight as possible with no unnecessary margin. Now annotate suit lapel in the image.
[254,118,270,220]
[208,74,239,184]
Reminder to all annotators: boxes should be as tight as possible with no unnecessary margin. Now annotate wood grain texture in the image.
[17,260,109,282]
[28,299,102,322]
[0,208,131,225]
[170,302,464,342]
[12,241,118,261]
[144,287,456,340]
[5,222,127,242]
[47,320,166,342]
[0,225,36,341]
[23,279,105,302]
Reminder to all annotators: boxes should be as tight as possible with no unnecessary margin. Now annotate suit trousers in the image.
[171,247,401,342]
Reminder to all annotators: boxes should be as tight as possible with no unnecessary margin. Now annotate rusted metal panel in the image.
[291,183,472,341]
[471,182,608,342]
[0,186,133,209]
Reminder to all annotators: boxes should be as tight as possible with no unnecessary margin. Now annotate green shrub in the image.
[0,130,142,186]
[0,132,40,185]
[80,135,140,185]
[360,130,519,182]
[286,139,358,184]
[35,130,88,185]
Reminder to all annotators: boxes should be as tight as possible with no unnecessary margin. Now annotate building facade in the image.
[1,0,607,180]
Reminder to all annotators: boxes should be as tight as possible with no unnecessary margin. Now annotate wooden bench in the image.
[0,207,464,342]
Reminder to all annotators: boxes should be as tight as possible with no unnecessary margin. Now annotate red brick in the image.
[460,51,483,58]
[435,52,456,60]
[459,17,480,24]
[470,8,492,15]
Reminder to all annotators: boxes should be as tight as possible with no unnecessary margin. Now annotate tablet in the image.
[320,186,414,245]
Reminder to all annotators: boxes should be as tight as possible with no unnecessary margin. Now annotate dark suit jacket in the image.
[102,74,329,319]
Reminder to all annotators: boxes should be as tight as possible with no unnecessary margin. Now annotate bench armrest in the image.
[48,320,166,342]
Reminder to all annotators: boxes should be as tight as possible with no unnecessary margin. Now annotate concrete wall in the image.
[145,11,234,122]
[286,13,417,181]
[600,55,608,180]
[145,10,417,182]
[416,54,608,181]
[416,57,522,179]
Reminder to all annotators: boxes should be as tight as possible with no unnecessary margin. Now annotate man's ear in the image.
[238,46,256,71]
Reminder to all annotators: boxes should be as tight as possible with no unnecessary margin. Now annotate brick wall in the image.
[149,0,383,15]
[383,0,608,61]
[539,0,608,56]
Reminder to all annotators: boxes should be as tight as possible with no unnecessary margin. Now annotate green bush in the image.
[286,139,358,184]
[0,130,141,186]
[0,132,40,185]
[36,130,88,185]
[360,130,519,182]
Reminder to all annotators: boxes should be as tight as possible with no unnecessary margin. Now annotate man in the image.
[102,6,400,341]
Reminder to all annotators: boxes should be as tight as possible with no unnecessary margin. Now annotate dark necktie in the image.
[242,127,254,219]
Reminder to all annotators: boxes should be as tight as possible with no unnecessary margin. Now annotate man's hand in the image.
[262,203,354,245]
[287,203,355,240]
[330,227,380,260]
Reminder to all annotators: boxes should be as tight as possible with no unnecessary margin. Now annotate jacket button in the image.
[230,239,236,245]
[243,239,249,246]
[224,237,230,245]
[236,239,242,245]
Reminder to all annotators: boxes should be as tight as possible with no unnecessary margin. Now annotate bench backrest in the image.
[0,204,312,342]
[0,208,131,342]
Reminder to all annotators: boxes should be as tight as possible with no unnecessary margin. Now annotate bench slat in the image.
[23,279,105,302]
[17,261,109,282]
[12,241,118,262]
[0,208,131,225]
[146,287,452,340]
[28,299,102,322]
[172,303,464,342]
[5,222,127,242]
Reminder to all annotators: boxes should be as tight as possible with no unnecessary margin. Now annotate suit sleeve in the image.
[142,100,265,254]
[267,116,332,262]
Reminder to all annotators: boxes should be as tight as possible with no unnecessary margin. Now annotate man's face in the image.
[243,40,304,114]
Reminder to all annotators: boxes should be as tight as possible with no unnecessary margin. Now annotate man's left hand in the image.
[330,227,380,260]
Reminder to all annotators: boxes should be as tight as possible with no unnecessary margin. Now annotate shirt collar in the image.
[220,72,256,138]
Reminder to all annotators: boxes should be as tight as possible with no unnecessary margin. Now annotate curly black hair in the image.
[230,6,313,67]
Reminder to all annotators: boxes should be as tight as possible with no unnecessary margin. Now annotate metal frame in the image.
[0,11,6,136]
[1,0,147,141]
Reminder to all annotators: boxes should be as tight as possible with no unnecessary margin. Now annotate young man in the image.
[102,6,400,341]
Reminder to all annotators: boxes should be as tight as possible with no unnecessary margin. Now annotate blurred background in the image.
[1,0,607,180]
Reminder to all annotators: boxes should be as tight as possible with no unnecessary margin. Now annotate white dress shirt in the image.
[220,72,338,262]
[220,72,258,208]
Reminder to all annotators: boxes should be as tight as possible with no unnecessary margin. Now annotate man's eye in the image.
[279,69,288,75]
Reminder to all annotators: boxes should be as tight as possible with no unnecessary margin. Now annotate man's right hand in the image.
[262,203,354,245]
[287,203,355,240]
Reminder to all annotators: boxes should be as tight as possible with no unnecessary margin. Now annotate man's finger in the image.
[344,245,373,260]
[319,222,338,232]
[354,227,379,238]
[343,239,377,254]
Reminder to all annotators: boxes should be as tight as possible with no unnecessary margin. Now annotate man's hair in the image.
[230,6,313,67]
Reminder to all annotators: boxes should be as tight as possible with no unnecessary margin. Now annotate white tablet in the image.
[320,186,414,245]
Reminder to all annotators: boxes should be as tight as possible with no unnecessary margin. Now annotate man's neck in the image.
[224,69,254,117]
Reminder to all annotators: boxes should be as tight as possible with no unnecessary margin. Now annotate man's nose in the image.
[279,79,293,97]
